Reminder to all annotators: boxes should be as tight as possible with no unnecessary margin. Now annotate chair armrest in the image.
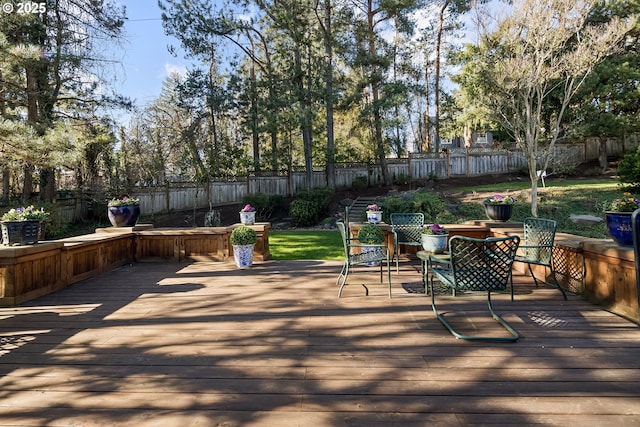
[519,244,551,250]
[429,253,451,266]
[348,243,389,253]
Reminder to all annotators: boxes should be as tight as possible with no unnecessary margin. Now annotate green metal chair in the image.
[511,217,567,300]
[336,222,392,298]
[429,235,521,342]
[390,213,424,273]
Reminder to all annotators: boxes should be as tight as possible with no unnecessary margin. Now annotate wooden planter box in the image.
[60,232,135,284]
[582,240,639,323]
[135,228,229,262]
[0,242,64,306]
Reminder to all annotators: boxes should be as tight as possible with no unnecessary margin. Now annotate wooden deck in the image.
[0,258,639,426]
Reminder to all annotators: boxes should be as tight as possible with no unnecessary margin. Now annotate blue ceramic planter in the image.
[108,205,140,227]
[604,211,638,247]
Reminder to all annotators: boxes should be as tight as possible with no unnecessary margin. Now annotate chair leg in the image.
[509,273,514,301]
[430,281,519,342]
[395,242,400,274]
[526,262,567,300]
[549,268,568,300]
[338,263,349,297]
[386,257,392,298]
[527,264,540,288]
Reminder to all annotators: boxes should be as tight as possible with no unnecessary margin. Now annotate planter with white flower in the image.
[421,223,448,254]
[483,194,516,222]
[366,204,383,224]
[1,205,49,245]
[230,225,258,268]
[239,204,256,225]
[603,193,640,247]
[107,197,140,227]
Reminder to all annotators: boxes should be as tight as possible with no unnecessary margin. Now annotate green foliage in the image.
[353,176,368,191]
[230,226,257,245]
[242,193,283,221]
[357,224,385,244]
[290,187,334,226]
[617,147,640,189]
[289,200,319,226]
[1,205,48,221]
[392,172,410,186]
[382,190,445,222]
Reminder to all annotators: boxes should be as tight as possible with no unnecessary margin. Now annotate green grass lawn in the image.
[269,230,344,260]
[440,177,623,239]
[272,178,626,260]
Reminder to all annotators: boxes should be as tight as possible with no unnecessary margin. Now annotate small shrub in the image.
[618,147,640,189]
[353,175,368,191]
[380,190,446,223]
[242,193,283,221]
[289,199,318,226]
[392,172,410,186]
[230,226,257,245]
[295,187,334,216]
[357,223,385,243]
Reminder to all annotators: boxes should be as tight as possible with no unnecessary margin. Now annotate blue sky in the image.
[112,1,191,106]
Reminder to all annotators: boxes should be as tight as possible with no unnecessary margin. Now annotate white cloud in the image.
[163,63,188,78]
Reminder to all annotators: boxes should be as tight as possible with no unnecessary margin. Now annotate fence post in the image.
[632,208,640,323]
[466,146,470,177]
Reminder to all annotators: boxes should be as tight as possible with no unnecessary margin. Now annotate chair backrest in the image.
[390,213,424,244]
[522,217,557,264]
[390,213,424,226]
[449,235,520,292]
[337,221,349,258]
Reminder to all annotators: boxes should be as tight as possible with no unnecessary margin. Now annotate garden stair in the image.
[348,197,378,223]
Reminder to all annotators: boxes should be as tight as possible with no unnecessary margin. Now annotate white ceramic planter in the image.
[366,211,382,224]
[233,244,255,268]
[239,211,256,225]
[421,234,447,254]
[361,244,382,266]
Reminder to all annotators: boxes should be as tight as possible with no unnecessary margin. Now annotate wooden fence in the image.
[133,144,597,216]
[53,138,640,220]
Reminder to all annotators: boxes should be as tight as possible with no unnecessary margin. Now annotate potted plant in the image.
[357,223,385,266]
[239,204,256,225]
[107,196,140,227]
[1,205,49,245]
[366,203,383,224]
[230,225,258,268]
[421,223,449,254]
[483,194,517,222]
[603,193,640,246]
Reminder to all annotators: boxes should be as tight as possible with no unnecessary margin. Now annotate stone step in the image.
[348,197,379,223]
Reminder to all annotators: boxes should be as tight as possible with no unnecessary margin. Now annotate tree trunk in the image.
[433,0,450,153]
[249,61,260,172]
[598,136,608,172]
[368,5,390,186]
[323,0,336,189]
[294,48,313,189]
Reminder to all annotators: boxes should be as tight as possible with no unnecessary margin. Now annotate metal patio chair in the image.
[511,217,567,300]
[429,235,521,342]
[336,222,392,298]
[390,213,424,273]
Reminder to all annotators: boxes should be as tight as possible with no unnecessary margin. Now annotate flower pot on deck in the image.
[604,211,638,247]
[107,205,140,227]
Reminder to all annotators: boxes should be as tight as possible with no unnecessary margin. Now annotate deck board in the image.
[0,259,639,426]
